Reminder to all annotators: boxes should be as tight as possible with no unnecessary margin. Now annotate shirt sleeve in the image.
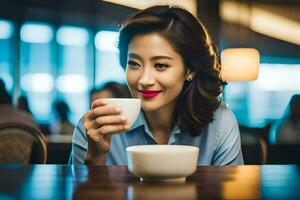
[212,108,244,166]
[69,118,88,165]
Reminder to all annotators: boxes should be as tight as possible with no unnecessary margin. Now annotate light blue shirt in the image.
[70,103,244,166]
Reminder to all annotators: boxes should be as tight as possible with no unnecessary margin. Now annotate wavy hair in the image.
[118,6,222,136]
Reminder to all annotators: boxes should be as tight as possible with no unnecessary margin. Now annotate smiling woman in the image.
[70,5,244,166]
[126,33,187,113]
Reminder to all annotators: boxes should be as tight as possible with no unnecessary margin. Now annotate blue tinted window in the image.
[56,26,92,124]
[0,19,14,92]
[94,31,126,86]
[20,22,55,123]
[225,63,300,127]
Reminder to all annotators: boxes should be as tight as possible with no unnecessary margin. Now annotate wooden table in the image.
[0,165,300,199]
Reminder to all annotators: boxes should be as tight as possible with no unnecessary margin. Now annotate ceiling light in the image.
[101,0,197,17]
[220,0,300,45]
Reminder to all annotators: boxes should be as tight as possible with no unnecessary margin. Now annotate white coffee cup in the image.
[107,98,141,126]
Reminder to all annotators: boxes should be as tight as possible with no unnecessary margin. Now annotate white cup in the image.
[107,98,141,126]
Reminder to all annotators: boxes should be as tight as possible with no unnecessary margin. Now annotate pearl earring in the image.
[186,75,193,81]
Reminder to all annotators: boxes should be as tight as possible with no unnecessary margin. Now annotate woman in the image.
[70,5,243,165]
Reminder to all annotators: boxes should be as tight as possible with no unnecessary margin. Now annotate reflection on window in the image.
[20,22,53,43]
[0,20,14,39]
[55,74,88,93]
[95,31,126,86]
[21,73,54,93]
[56,26,92,124]
[20,22,54,123]
[57,26,89,46]
[0,19,14,92]
[225,63,300,127]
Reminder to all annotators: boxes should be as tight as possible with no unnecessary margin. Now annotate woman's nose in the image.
[138,69,155,86]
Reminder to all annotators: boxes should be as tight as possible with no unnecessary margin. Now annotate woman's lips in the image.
[140,90,161,99]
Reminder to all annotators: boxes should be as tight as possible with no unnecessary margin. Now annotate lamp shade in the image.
[221,48,260,81]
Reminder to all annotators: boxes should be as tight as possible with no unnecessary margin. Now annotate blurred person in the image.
[50,100,74,136]
[17,95,32,114]
[0,79,39,130]
[89,82,131,106]
[70,6,243,166]
[270,94,300,144]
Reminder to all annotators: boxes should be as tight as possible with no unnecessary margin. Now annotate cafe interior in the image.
[0,0,300,199]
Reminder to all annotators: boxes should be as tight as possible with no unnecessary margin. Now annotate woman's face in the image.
[126,33,187,112]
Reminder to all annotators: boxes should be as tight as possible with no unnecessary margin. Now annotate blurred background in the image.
[0,0,300,164]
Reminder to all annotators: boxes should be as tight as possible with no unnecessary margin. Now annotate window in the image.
[20,22,55,123]
[94,31,126,86]
[56,26,92,123]
[0,19,14,92]
[225,63,300,127]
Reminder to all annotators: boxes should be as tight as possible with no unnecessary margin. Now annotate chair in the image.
[0,123,47,164]
[240,127,268,164]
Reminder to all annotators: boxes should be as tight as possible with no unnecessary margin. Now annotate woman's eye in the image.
[127,60,140,68]
[154,63,169,70]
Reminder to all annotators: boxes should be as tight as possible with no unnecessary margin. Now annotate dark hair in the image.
[289,94,300,121]
[118,6,222,136]
[0,79,12,104]
[54,100,71,122]
[17,95,31,113]
[90,81,131,99]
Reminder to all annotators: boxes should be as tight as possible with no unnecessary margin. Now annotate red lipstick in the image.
[140,90,161,99]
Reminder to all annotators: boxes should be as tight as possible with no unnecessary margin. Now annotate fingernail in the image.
[115,107,121,112]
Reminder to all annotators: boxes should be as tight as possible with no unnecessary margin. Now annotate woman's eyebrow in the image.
[128,53,174,61]
[128,53,142,60]
[151,56,174,61]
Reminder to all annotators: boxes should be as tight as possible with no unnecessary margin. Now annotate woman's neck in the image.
[144,104,175,144]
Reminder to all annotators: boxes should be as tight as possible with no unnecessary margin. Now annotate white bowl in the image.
[107,98,141,126]
[126,145,199,182]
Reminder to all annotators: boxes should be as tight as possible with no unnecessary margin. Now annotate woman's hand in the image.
[83,98,130,165]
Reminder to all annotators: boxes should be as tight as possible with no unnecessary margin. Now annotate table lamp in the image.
[221,48,260,81]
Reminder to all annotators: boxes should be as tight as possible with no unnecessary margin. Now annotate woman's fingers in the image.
[92,105,121,118]
[91,98,108,109]
[83,98,131,154]
[83,104,122,128]
[98,124,131,135]
[87,129,111,153]
[95,115,127,126]
[86,124,130,141]
[86,123,130,153]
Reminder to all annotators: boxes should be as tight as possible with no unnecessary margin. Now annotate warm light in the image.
[101,0,197,17]
[55,74,88,93]
[250,7,300,46]
[57,26,89,46]
[0,20,14,39]
[219,1,250,26]
[21,73,54,93]
[221,48,260,81]
[20,22,53,43]
[95,31,119,52]
[222,166,261,199]
[220,0,300,45]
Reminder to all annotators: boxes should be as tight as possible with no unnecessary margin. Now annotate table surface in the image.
[0,164,300,200]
